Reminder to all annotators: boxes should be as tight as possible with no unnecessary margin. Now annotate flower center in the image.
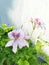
[35,18,41,25]
[12,32,20,39]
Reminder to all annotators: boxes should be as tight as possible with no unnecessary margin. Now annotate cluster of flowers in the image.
[5,18,46,53]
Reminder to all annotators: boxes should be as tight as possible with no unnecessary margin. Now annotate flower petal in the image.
[17,29,25,39]
[5,40,13,47]
[17,29,31,39]
[22,22,33,35]
[42,45,49,56]
[32,27,42,41]
[18,39,29,48]
[8,30,17,39]
[10,29,25,39]
[24,36,31,40]
[12,41,18,53]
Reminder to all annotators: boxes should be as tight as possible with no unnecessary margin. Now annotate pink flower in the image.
[35,18,46,29]
[5,29,31,53]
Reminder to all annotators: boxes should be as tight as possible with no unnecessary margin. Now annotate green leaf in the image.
[24,60,30,65]
[0,27,4,35]
[2,24,7,28]
[18,59,30,65]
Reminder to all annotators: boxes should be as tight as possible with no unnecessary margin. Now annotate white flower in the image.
[31,18,46,44]
[5,29,31,53]
[42,44,49,56]
[31,27,42,43]
[22,21,33,35]
[41,30,49,42]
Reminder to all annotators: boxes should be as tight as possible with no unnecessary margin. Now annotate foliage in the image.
[0,24,49,65]
[36,40,49,65]
[0,24,39,65]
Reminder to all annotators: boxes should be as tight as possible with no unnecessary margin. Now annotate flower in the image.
[5,29,31,53]
[31,18,46,44]
[31,27,43,44]
[35,18,46,30]
[35,18,41,25]
[41,44,49,56]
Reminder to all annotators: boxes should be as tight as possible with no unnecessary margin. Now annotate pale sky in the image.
[8,0,49,29]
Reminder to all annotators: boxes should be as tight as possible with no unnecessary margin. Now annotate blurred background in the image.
[0,0,49,29]
[0,0,12,25]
